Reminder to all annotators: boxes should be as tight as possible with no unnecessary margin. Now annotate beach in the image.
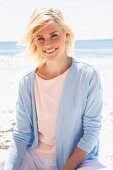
[0,54,113,167]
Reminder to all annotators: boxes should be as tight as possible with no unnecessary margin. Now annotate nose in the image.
[44,39,52,48]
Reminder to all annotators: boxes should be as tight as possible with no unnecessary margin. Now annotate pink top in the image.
[31,68,70,160]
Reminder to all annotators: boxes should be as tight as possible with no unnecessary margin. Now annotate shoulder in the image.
[72,58,101,88]
[73,58,96,72]
[19,69,35,89]
[72,59,100,78]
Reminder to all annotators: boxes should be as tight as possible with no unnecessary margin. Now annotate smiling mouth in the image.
[44,48,57,54]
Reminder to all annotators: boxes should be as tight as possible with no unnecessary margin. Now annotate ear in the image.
[65,33,70,41]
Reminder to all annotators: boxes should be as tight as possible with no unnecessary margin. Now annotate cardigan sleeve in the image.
[15,77,32,133]
[77,69,103,153]
[4,77,32,170]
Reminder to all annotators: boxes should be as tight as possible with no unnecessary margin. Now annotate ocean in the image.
[0,41,24,56]
[0,39,113,58]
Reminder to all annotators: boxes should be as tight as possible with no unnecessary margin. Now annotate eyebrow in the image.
[50,31,58,35]
[36,31,58,37]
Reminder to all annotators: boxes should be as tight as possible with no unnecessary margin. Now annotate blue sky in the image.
[0,0,113,41]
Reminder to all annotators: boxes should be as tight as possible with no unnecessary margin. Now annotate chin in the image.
[45,53,59,61]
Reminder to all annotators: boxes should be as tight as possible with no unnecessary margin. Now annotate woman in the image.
[4,8,106,170]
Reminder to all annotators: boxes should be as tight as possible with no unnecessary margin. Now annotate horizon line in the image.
[0,38,113,43]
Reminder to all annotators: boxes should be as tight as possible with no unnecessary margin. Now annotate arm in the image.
[62,147,88,170]
[62,69,103,170]
[4,78,32,170]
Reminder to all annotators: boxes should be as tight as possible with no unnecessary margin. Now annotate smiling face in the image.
[33,22,69,62]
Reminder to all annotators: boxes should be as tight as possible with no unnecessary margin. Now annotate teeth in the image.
[45,49,56,53]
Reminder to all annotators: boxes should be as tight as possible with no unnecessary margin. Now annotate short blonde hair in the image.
[22,8,74,64]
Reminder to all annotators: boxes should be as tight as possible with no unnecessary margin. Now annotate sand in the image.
[0,54,113,167]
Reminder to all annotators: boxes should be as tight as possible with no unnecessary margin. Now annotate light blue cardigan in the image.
[4,58,103,170]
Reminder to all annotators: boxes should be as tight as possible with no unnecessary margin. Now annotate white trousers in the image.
[19,150,57,170]
[76,159,107,170]
[19,150,108,170]
[0,150,110,170]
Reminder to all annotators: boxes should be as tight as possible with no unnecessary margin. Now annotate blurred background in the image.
[0,0,113,166]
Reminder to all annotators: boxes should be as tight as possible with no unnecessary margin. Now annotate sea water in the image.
[0,39,113,58]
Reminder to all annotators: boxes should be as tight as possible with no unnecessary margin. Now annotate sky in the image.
[0,0,113,41]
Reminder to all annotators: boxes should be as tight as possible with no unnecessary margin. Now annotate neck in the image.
[44,56,72,77]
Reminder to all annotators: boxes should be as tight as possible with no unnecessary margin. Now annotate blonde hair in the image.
[21,8,74,64]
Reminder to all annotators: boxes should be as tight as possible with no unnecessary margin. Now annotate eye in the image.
[36,37,44,42]
[51,34,58,39]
